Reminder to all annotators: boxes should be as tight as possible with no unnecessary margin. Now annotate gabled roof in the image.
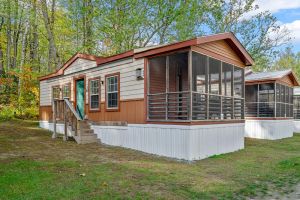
[40,32,254,81]
[245,69,300,86]
[132,32,254,66]
[39,53,102,81]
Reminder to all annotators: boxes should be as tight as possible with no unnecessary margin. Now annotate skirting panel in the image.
[39,121,245,161]
[294,121,300,133]
[245,120,294,140]
[39,121,73,136]
[91,123,245,161]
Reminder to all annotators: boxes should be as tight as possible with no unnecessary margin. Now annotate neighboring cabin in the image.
[245,70,299,140]
[39,32,254,160]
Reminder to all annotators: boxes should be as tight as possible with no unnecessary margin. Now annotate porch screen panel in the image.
[276,83,281,117]
[275,83,293,118]
[209,58,221,119]
[222,63,233,119]
[233,67,244,119]
[258,83,275,117]
[245,84,258,117]
[168,52,189,120]
[148,56,167,120]
[192,52,207,120]
[294,95,300,119]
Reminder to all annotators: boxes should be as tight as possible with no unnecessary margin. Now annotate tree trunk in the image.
[0,17,4,75]
[40,0,60,71]
[6,0,11,71]
[29,0,38,68]
[83,0,93,54]
[18,19,29,112]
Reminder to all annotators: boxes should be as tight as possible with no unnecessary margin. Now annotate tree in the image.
[203,0,291,70]
[40,0,61,71]
[272,47,300,79]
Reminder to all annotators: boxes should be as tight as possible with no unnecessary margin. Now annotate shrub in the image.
[0,106,15,121]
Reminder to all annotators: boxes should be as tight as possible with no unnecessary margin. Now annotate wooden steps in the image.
[72,120,100,144]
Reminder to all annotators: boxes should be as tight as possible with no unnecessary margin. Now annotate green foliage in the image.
[271,47,300,79]
[0,105,15,121]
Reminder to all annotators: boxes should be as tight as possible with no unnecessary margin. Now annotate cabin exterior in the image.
[293,87,300,132]
[245,70,299,140]
[39,32,254,160]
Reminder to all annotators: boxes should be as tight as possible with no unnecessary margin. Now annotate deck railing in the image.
[148,91,244,121]
[52,99,82,140]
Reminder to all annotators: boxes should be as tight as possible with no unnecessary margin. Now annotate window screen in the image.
[106,75,119,109]
[90,78,100,110]
[63,84,70,99]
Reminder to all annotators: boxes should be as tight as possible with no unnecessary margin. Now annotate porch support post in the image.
[52,100,57,139]
[274,83,277,117]
[166,56,169,120]
[64,101,68,141]
[188,49,193,121]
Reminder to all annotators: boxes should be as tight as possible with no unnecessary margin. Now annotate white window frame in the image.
[106,74,119,110]
[89,78,101,111]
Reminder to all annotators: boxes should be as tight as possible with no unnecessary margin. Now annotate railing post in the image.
[64,101,68,141]
[52,100,57,139]
[165,93,168,120]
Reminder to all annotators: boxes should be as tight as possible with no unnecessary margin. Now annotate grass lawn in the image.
[1,120,300,199]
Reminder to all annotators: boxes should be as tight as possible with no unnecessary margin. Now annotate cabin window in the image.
[89,78,101,110]
[63,84,71,99]
[52,86,60,100]
[106,74,119,110]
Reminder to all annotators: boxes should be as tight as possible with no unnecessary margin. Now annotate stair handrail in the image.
[65,99,81,120]
[63,98,82,141]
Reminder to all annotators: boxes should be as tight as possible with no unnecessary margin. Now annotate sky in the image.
[251,0,300,52]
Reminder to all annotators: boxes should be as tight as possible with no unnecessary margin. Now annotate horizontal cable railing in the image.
[148,91,190,120]
[148,91,244,121]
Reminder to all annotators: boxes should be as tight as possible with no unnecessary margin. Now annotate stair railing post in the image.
[52,100,57,139]
[64,100,68,141]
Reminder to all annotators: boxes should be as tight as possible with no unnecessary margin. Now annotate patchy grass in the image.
[1,120,300,199]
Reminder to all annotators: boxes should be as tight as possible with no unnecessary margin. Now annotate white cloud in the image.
[283,20,300,43]
[245,0,300,17]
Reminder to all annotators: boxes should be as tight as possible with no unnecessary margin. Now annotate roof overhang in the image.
[39,53,102,81]
[245,70,300,86]
[133,32,254,66]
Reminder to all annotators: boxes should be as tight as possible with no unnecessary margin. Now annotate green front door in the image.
[76,79,84,119]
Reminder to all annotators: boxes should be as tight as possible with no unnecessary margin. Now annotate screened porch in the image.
[147,50,245,122]
[245,83,293,118]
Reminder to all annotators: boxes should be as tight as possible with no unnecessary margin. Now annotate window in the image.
[63,84,71,99]
[106,74,119,110]
[89,78,100,110]
[52,86,60,100]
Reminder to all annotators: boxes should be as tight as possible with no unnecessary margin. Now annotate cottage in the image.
[39,32,254,160]
[245,69,299,140]
[293,87,300,132]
